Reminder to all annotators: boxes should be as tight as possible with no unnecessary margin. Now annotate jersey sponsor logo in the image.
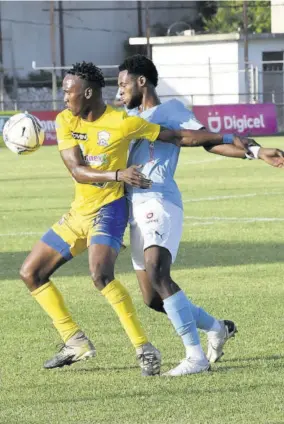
[97,130,110,146]
[72,131,88,141]
[145,211,158,224]
[84,153,108,166]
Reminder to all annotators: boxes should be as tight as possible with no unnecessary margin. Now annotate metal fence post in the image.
[208,58,213,105]
[51,70,57,111]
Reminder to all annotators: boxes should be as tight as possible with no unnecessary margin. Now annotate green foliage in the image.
[202,1,271,34]
[194,1,218,31]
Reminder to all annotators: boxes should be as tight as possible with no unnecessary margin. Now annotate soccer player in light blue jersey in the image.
[118,55,284,376]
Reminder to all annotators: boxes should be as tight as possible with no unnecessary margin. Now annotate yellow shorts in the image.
[41,197,128,260]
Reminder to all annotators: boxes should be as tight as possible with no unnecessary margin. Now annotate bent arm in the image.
[60,146,152,188]
[60,146,116,184]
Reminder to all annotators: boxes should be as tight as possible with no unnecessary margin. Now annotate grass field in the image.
[1,138,284,424]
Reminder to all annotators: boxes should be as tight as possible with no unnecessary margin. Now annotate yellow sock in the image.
[101,279,148,349]
[32,281,80,343]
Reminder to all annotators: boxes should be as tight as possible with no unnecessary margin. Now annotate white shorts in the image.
[130,198,183,270]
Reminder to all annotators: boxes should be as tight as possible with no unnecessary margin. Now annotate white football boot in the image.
[207,320,237,363]
[162,357,210,377]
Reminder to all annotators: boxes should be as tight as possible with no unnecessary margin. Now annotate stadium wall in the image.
[1,1,198,77]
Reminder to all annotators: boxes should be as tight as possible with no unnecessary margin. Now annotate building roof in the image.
[129,32,284,46]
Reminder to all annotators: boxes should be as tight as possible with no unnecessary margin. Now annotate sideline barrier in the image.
[0,104,279,149]
[31,110,58,145]
[192,103,278,136]
[0,111,20,146]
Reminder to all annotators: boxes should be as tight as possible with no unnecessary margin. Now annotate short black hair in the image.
[119,55,158,87]
[67,61,105,87]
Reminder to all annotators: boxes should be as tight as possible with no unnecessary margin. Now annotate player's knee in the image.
[19,263,44,289]
[90,264,114,290]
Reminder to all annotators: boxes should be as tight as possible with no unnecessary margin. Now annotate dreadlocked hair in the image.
[67,61,105,87]
[119,55,158,87]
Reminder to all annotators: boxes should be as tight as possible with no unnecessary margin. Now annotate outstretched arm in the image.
[158,128,224,147]
[205,136,284,168]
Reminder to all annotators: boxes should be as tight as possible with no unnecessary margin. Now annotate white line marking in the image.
[185,216,284,222]
[184,192,284,203]
[184,221,217,227]
[0,231,42,237]
[183,216,284,227]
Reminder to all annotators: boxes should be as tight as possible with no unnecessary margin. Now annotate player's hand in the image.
[117,165,152,189]
[258,147,284,168]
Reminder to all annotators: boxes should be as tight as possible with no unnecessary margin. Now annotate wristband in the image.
[115,169,120,181]
[222,134,234,144]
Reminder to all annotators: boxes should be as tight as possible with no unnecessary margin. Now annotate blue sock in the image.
[190,303,215,331]
[163,290,200,347]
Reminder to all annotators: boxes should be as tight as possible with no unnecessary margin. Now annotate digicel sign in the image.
[192,103,278,136]
[31,110,59,145]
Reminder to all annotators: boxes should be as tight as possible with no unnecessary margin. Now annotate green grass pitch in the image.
[1,137,284,424]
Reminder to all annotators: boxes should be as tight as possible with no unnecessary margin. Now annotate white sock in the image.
[185,344,207,361]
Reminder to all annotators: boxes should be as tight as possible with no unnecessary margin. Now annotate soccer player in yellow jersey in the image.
[19,62,164,376]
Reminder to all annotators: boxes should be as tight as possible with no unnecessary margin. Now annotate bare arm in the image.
[158,128,224,147]
[60,145,152,188]
[204,143,246,158]
[156,127,284,167]
[205,137,284,167]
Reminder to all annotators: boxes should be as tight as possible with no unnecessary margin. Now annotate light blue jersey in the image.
[126,99,203,209]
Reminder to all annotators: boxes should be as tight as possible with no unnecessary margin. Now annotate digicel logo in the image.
[207,112,266,133]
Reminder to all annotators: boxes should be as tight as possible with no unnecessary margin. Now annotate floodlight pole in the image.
[0,3,4,110]
[145,2,151,59]
[243,1,250,103]
[50,0,57,111]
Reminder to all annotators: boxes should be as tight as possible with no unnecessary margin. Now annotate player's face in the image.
[63,75,87,116]
[118,70,142,109]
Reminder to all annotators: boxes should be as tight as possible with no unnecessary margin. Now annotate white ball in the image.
[3,112,45,155]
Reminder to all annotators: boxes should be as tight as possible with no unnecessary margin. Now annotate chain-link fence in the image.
[1,63,284,132]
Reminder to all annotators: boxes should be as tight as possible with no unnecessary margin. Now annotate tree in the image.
[202,1,271,34]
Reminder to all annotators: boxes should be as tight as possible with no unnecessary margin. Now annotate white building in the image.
[271,0,284,33]
[1,1,198,76]
[129,32,284,106]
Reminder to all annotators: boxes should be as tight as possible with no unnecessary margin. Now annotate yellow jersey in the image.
[56,105,160,215]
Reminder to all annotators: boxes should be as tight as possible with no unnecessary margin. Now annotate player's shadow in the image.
[2,240,284,281]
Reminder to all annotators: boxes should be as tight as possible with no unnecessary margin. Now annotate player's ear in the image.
[85,87,92,99]
[138,76,146,88]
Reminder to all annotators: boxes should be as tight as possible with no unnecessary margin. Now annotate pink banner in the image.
[192,103,278,136]
[31,110,59,145]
